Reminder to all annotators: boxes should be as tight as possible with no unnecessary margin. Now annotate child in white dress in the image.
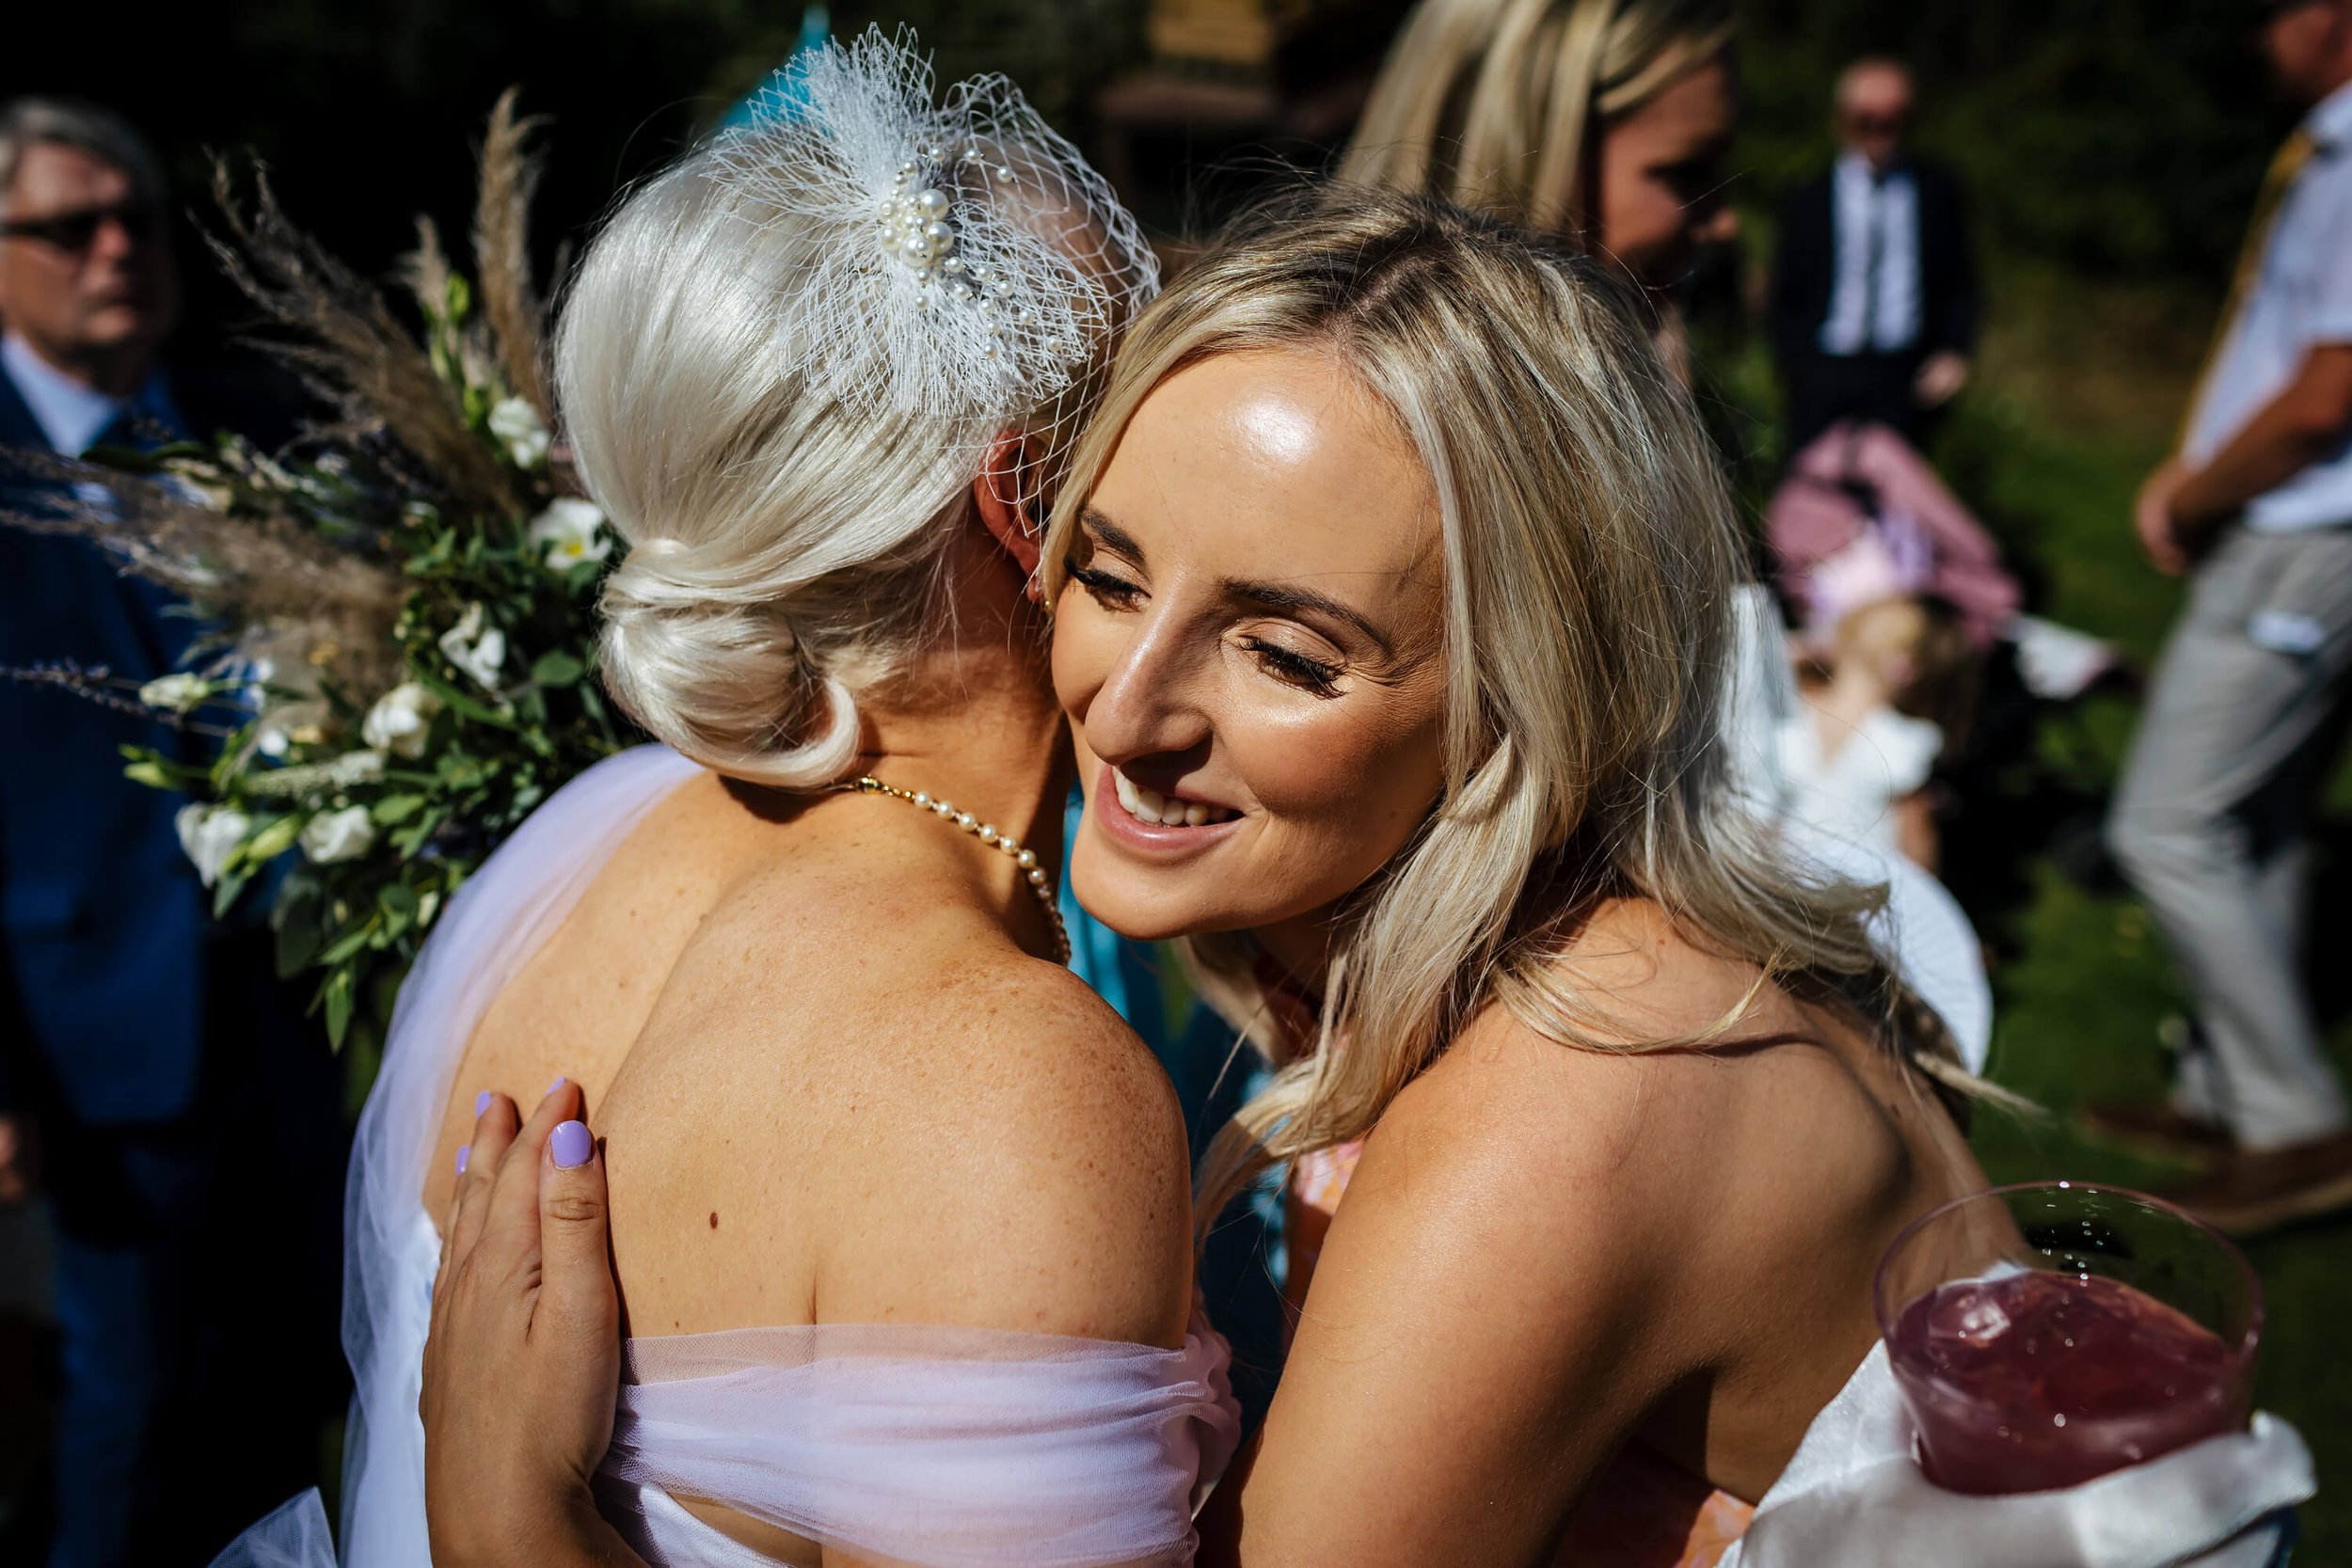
[1778,595,1963,868]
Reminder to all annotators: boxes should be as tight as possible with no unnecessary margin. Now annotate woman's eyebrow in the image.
[1223,578,1395,658]
[1078,506,1147,565]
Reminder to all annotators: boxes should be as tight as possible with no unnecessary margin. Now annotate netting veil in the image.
[719,26,1158,502]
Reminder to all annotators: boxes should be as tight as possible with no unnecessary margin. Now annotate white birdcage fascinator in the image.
[560,27,1159,792]
[712,27,1158,493]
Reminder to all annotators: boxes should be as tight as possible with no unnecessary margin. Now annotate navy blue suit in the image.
[0,371,208,1128]
[0,358,345,1568]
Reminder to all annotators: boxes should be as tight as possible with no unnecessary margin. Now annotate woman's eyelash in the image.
[1242,638,1343,694]
[1064,552,1339,693]
[1065,554,1142,605]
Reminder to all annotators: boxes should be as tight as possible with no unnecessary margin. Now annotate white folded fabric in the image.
[1724,1344,2313,1568]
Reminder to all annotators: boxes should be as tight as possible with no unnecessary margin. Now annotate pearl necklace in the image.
[835,775,1070,964]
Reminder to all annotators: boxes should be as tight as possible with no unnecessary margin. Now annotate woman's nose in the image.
[1083,623,1212,768]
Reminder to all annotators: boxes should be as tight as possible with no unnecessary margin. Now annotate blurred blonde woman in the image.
[1344,0,1997,1048]
[1342,0,1739,289]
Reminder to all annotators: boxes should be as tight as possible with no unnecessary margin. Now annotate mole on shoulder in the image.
[709,1211,720,1229]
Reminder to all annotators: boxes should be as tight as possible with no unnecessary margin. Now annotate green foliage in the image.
[119,272,627,1053]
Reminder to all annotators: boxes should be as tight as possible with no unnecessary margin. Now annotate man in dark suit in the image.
[0,98,343,1567]
[1768,59,1981,454]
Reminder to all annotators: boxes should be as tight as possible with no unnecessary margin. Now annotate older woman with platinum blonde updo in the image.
[240,33,1248,1568]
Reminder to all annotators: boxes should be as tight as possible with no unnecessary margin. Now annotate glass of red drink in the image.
[1873,1181,2261,1496]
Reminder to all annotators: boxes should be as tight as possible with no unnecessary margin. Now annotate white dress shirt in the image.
[2,330,130,455]
[2185,80,2352,532]
[1818,152,1924,357]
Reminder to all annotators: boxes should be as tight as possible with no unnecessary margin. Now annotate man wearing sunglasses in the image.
[0,108,175,419]
[1768,58,1981,455]
[0,99,343,1568]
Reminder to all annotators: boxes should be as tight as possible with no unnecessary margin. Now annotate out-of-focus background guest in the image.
[1768,58,1979,451]
[0,99,344,1567]
[2092,0,2352,1234]
[1338,0,1740,292]
[1776,589,1972,874]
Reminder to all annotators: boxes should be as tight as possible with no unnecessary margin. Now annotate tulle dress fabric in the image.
[215,744,1239,1568]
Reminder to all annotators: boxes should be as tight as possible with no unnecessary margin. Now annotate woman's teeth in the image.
[1110,768,1236,828]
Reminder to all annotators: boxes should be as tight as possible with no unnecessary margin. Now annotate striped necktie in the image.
[2183,127,2319,439]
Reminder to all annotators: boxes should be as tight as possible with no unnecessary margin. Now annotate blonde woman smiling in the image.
[1041,191,1984,1565]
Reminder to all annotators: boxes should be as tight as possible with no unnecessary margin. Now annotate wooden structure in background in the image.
[1093,0,1411,235]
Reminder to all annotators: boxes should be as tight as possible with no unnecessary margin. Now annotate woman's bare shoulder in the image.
[1382,901,1915,1269]
[607,858,1193,1348]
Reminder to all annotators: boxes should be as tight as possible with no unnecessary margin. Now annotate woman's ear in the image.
[971,432,1044,597]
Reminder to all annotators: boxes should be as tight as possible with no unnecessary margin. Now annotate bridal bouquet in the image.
[7,98,629,1053]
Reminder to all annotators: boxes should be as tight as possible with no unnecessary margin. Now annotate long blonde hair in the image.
[1339,0,1735,239]
[1044,188,1979,1227]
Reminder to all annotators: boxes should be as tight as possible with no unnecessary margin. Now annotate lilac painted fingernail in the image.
[548,1076,568,1095]
[455,1145,469,1175]
[550,1120,592,1169]
[474,1090,492,1117]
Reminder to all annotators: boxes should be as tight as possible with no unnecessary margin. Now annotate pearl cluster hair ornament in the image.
[710,28,1156,446]
[881,172,957,280]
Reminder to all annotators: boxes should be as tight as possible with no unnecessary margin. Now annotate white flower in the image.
[175,802,250,887]
[360,682,444,759]
[139,673,210,714]
[437,603,507,692]
[487,396,551,469]
[526,498,612,572]
[158,458,231,511]
[299,805,375,864]
[257,727,290,759]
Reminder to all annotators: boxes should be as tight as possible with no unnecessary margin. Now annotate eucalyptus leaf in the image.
[415,671,517,730]
[211,866,253,920]
[277,903,324,978]
[81,442,163,474]
[371,794,427,826]
[531,650,583,688]
[319,918,379,967]
[239,813,305,867]
[324,968,355,1051]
